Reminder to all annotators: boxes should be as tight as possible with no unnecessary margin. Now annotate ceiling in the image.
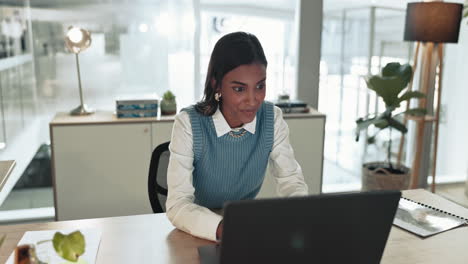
[325,0,411,11]
[0,0,111,8]
[0,0,426,10]
[1,0,464,15]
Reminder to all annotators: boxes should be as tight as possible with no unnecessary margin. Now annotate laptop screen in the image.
[206,190,401,264]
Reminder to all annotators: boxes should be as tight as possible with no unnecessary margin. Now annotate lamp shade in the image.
[65,26,92,54]
[404,2,463,43]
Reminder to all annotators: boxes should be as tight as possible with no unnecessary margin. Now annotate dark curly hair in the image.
[195,32,268,116]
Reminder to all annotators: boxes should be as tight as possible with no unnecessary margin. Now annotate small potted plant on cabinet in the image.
[355,62,426,191]
[160,91,177,115]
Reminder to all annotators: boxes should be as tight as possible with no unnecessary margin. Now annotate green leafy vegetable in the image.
[52,231,85,262]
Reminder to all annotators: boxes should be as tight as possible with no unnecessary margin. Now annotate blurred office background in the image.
[0,0,467,223]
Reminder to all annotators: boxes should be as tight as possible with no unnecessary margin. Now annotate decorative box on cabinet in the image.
[50,109,325,221]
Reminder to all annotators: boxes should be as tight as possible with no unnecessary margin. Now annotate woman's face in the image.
[217,63,266,128]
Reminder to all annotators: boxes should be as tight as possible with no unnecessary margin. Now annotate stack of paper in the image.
[393,198,467,237]
[6,228,101,264]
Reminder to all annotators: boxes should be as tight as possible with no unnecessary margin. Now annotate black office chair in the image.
[148,141,170,213]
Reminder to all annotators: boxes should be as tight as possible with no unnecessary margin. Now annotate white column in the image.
[295,0,323,108]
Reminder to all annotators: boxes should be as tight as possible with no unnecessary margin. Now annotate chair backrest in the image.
[148,141,170,213]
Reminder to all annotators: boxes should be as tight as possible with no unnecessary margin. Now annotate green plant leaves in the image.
[163,90,176,101]
[366,62,415,108]
[386,117,407,133]
[356,62,426,165]
[382,62,412,84]
[403,108,426,116]
[356,117,378,141]
[367,136,376,144]
[52,231,85,262]
[397,91,425,104]
[356,115,407,141]
[365,76,403,107]
[374,119,389,129]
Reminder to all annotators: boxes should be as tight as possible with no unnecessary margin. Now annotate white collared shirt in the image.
[166,105,308,241]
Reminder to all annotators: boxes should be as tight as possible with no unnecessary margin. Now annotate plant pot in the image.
[362,162,410,191]
[160,99,177,115]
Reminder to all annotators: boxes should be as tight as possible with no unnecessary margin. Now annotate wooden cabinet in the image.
[52,123,153,220]
[151,122,173,150]
[51,109,325,221]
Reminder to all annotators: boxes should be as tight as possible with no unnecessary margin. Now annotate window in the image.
[320,6,411,191]
[199,7,298,101]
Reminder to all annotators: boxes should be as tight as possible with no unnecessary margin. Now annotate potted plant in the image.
[355,62,426,191]
[160,91,177,115]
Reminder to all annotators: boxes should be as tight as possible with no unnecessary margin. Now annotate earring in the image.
[214,93,221,102]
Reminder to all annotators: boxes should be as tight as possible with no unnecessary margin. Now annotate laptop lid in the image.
[215,190,401,264]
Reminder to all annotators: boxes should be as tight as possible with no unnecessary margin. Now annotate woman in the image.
[166,31,308,241]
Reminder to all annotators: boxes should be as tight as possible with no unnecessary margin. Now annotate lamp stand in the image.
[409,42,436,189]
[430,43,444,193]
[70,53,94,116]
[404,42,443,193]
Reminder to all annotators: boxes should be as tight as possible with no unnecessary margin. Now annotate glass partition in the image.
[320,6,412,191]
[0,0,300,222]
[0,5,36,149]
[31,0,196,115]
[199,9,298,101]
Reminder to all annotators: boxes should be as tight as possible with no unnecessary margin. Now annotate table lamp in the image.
[401,2,462,191]
[65,26,94,115]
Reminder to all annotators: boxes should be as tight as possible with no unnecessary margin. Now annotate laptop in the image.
[198,190,401,264]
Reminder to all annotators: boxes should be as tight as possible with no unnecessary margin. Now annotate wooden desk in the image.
[0,189,467,264]
[382,189,468,264]
[0,213,213,263]
[0,160,15,193]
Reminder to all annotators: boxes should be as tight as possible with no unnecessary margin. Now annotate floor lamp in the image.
[399,2,462,192]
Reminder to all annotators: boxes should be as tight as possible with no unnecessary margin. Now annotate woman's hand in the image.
[216,221,224,240]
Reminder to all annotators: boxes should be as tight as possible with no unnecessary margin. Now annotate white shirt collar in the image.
[212,107,257,137]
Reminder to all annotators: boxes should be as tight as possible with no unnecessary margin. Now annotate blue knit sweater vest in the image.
[183,101,274,208]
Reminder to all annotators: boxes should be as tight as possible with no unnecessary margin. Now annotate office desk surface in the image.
[382,189,468,264]
[0,213,213,263]
[0,189,467,264]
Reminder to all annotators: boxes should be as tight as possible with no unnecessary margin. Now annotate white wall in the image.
[296,0,323,108]
[437,20,468,182]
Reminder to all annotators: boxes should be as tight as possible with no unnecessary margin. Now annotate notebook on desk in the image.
[198,190,401,264]
[393,196,468,237]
